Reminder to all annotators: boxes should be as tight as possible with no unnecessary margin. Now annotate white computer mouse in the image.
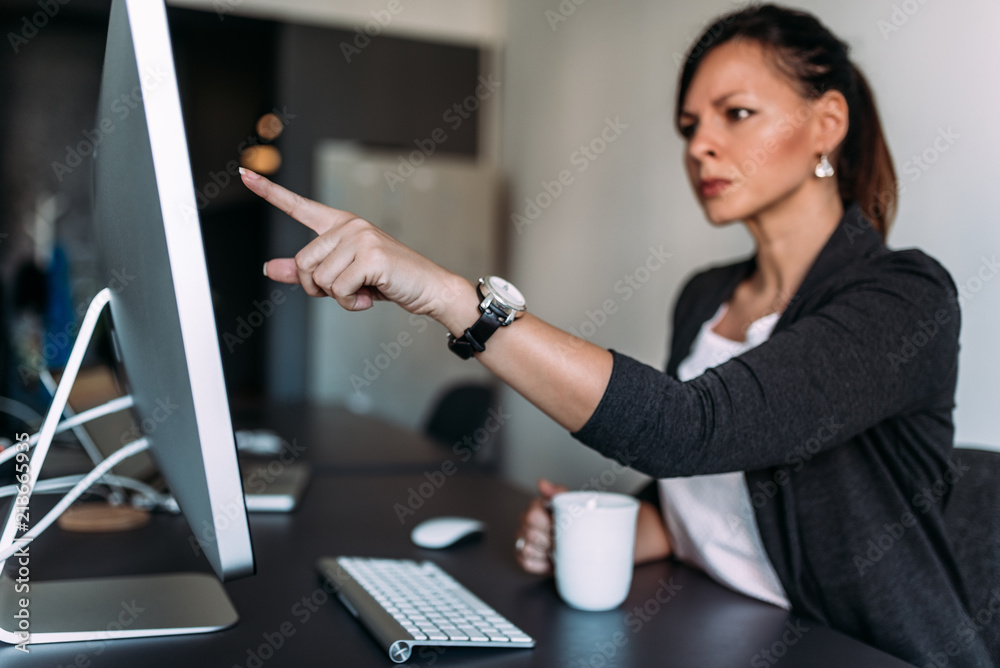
[411,516,486,549]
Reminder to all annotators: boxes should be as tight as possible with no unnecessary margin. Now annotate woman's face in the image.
[679,39,828,225]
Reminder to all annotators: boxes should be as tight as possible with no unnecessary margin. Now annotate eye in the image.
[727,107,753,122]
[679,122,697,140]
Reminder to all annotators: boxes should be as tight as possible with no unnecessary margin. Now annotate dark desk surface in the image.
[231,401,454,473]
[3,471,911,667]
[36,402,456,486]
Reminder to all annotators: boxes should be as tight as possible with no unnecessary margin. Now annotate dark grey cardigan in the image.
[572,201,993,666]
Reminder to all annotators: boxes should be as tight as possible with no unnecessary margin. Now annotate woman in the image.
[241,4,990,665]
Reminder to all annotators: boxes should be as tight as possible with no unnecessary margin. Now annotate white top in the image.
[658,302,791,609]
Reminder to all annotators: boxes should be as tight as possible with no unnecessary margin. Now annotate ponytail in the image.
[839,64,897,239]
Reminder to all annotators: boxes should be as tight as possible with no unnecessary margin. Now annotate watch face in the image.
[485,276,526,310]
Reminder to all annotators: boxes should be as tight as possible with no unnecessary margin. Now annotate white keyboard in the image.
[317,556,535,663]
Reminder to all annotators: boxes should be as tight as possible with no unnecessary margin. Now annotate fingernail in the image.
[262,262,269,278]
[240,167,259,180]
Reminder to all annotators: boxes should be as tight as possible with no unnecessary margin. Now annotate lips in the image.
[699,178,732,198]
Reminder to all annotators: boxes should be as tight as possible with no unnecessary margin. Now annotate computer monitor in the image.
[0,0,254,646]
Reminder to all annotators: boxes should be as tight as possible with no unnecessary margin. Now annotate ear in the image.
[811,89,849,156]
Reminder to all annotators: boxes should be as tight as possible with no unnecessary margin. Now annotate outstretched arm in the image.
[242,168,612,433]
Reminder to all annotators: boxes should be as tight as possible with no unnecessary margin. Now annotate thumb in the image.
[263,258,300,284]
[537,478,569,499]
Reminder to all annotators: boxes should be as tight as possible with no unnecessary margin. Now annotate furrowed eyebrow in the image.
[680,90,747,119]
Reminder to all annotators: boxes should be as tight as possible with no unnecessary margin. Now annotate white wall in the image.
[308,143,499,427]
[498,0,1000,493]
[166,0,504,46]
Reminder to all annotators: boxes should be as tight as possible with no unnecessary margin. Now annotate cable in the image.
[0,437,149,563]
[0,395,135,467]
[0,289,113,562]
[0,473,172,510]
[0,396,44,429]
[29,395,135,444]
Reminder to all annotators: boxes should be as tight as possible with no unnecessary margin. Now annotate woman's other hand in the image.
[514,478,672,576]
[515,478,568,575]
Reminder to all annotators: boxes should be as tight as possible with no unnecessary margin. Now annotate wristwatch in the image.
[447,276,526,359]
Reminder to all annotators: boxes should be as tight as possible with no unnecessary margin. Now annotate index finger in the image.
[239,167,353,234]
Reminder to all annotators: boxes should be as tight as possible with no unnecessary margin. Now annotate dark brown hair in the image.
[675,4,897,239]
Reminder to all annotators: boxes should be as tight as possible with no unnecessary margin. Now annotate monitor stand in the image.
[0,289,239,649]
[0,573,237,645]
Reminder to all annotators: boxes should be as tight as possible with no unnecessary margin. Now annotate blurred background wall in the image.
[1,0,997,494]
[498,0,1000,492]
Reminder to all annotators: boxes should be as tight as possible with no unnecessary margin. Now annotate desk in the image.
[2,469,911,667]
[230,401,455,473]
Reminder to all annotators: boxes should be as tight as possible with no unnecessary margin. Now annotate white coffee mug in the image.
[551,491,639,611]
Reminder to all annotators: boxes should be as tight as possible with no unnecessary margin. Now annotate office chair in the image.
[423,383,499,470]
[943,446,1000,660]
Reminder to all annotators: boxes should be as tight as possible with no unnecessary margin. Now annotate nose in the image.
[687,122,719,163]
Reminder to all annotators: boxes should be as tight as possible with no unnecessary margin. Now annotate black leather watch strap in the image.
[447,306,505,359]
[448,282,510,359]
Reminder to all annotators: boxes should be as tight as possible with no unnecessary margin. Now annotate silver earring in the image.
[815,153,835,178]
